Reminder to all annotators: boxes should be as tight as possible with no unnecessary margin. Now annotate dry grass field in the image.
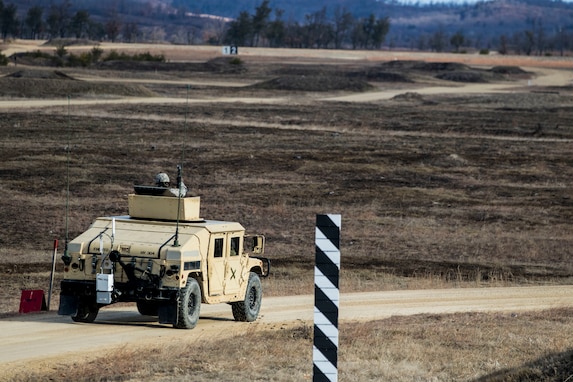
[6,309,573,381]
[0,41,572,380]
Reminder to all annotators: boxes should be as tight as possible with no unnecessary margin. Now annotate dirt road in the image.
[1,285,572,371]
[0,65,571,111]
[322,67,573,102]
[0,96,288,110]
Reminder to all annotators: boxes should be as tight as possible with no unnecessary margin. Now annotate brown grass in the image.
[1,48,573,380]
[5,309,572,381]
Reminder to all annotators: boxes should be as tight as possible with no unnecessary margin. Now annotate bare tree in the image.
[523,30,535,55]
[371,16,390,49]
[303,7,332,49]
[333,6,354,49]
[0,1,4,38]
[46,1,71,38]
[105,14,121,42]
[123,22,140,43]
[1,3,19,39]
[251,0,272,47]
[450,30,465,52]
[498,34,509,55]
[266,9,285,48]
[25,6,44,40]
[534,19,545,56]
[224,11,252,46]
[70,10,91,39]
[429,27,447,52]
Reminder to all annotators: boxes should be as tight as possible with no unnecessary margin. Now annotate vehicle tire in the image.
[175,278,201,329]
[71,300,99,323]
[232,272,262,322]
[136,300,159,316]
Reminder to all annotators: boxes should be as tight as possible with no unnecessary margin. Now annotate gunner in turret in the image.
[155,172,188,197]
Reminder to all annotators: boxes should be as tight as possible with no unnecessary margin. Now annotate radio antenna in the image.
[180,84,190,166]
[173,85,190,247]
[62,95,72,265]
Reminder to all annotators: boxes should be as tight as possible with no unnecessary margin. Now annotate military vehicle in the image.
[58,170,269,329]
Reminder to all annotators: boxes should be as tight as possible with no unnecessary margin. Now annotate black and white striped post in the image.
[313,214,341,382]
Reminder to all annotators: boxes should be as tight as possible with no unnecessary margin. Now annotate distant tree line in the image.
[0,0,136,42]
[0,0,391,51]
[222,1,390,50]
[1,0,572,56]
[416,21,573,57]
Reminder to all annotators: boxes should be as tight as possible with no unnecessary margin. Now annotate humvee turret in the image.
[58,178,269,329]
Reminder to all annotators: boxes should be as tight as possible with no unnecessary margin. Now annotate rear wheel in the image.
[175,278,201,329]
[71,300,99,323]
[232,272,262,322]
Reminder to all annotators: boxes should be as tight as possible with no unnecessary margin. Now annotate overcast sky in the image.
[396,0,479,3]
[398,0,572,4]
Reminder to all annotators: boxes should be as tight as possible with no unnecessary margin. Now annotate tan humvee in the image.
[58,185,269,329]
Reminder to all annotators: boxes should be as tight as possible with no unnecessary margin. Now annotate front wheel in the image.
[175,278,201,329]
[232,272,262,322]
[71,300,99,323]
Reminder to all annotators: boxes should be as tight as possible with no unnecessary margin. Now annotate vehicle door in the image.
[207,233,225,296]
[224,233,244,294]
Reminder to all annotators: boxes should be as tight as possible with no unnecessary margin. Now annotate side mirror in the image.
[252,235,265,254]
